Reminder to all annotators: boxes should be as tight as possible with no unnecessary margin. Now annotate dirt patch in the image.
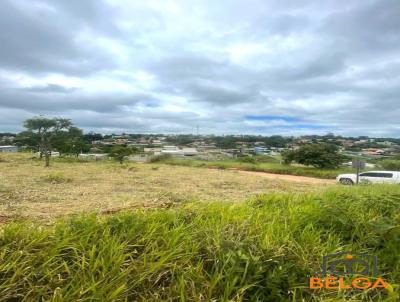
[0,215,11,223]
[235,170,335,185]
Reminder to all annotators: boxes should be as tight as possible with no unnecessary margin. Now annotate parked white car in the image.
[336,171,400,185]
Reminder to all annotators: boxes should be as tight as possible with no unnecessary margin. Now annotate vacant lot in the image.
[0,154,334,221]
[0,154,399,301]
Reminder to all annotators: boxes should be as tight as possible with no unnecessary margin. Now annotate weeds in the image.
[149,158,353,179]
[0,186,15,209]
[148,154,172,163]
[40,173,73,184]
[0,185,399,301]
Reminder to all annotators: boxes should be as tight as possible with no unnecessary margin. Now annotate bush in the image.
[236,156,256,164]
[109,146,135,164]
[54,156,91,163]
[282,144,347,169]
[380,160,400,170]
[253,155,280,163]
[148,153,172,163]
[40,173,73,184]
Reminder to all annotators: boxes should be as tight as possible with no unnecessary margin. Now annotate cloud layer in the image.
[0,0,399,136]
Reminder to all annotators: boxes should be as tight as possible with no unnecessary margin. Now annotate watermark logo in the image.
[310,251,389,289]
[321,251,378,276]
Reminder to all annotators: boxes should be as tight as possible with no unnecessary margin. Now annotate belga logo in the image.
[310,251,390,289]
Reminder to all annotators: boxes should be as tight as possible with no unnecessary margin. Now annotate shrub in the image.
[148,153,172,163]
[109,146,135,164]
[54,156,91,163]
[236,156,256,164]
[40,173,73,184]
[380,160,400,170]
[282,144,347,169]
[253,155,280,163]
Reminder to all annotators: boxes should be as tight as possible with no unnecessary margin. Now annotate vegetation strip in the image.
[0,185,399,301]
[151,156,353,179]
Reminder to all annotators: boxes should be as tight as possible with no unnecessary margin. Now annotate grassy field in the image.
[0,154,330,221]
[0,154,398,301]
[0,185,399,301]
[152,157,354,179]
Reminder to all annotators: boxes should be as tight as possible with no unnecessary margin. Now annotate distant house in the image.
[354,139,369,145]
[181,148,198,156]
[35,151,60,157]
[361,148,386,156]
[159,146,198,157]
[160,146,180,155]
[0,145,18,153]
[143,147,162,153]
[150,140,163,145]
[254,147,268,154]
[78,153,108,160]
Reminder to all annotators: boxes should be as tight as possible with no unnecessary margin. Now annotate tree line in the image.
[15,117,347,169]
[16,117,89,166]
[16,117,137,166]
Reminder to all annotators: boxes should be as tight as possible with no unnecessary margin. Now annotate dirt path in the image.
[233,170,335,185]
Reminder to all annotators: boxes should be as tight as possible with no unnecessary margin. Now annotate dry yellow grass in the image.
[0,153,334,221]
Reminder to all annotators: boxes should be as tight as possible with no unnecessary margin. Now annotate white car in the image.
[336,171,400,185]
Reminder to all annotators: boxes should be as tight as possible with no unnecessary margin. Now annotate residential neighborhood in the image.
[2,131,400,161]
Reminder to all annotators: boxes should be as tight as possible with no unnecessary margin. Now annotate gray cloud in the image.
[0,92,148,113]
[0,0,117,75]
[0,0,399,136]
[20,84,78,93]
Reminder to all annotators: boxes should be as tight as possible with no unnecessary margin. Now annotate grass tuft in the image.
[40,173,73,184]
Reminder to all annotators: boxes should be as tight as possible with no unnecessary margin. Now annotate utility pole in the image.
[352,160,365,185]
[356,166,360,185]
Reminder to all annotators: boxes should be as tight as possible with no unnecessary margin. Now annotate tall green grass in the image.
[0,185,399,301]
[155,158,353,179]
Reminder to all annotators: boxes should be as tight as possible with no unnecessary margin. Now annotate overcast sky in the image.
[0,0,399,136]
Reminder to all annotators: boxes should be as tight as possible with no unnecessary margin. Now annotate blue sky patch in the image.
[281,124,328,130]
[145,102,159,108]
[245,115,302,122]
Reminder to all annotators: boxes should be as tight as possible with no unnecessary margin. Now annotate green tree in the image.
[282,144,346,169]
[15,131,40,152]
[52,127,89,156]
[215,136,237,149]
[109,146,135,164]
[71,139,91,157]
[281,149,296,165]
[22,117,73,166]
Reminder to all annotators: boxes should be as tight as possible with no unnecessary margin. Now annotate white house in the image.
[160,146,198,157]
[35,151,60,157]
[78,153,108,160]
[181,148,198,156]
[0,145,18,153]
